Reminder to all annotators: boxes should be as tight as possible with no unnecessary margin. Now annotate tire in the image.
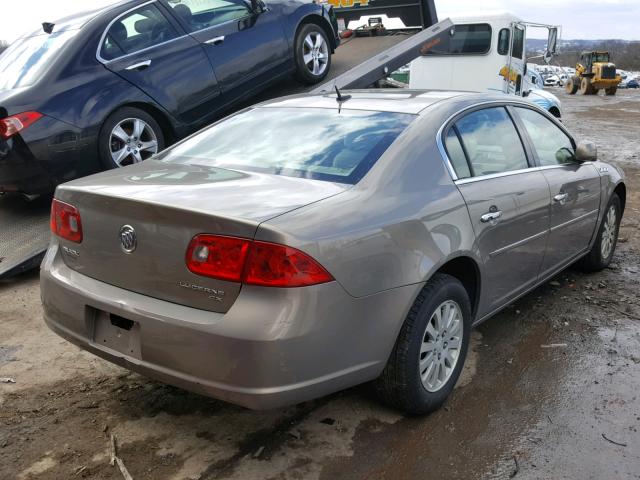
[605,86,617,96]
[375,274,472,415]
[566,77,579,94]
[580,77,596,95]
[99,107,165,170]
[579,193,621,271]
[294,23,331,85]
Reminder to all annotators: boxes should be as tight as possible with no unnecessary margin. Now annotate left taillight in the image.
[50,199,83,243]
[0,111,43,140]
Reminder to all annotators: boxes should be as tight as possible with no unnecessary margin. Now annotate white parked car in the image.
[544,75,560,87]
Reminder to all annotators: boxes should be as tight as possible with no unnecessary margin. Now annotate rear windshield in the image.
[160,107,416,184]
[0,30,78,90]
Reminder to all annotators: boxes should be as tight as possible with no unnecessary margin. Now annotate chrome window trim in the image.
[96,0,188,64]
[436,100,580,185]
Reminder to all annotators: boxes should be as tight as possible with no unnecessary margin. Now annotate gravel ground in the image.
[1,88,639,480]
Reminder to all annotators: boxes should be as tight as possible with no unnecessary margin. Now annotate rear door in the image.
[513,106,601,277]
[162,0,289,98]
[443,106,551,317]
[99,3,221,125]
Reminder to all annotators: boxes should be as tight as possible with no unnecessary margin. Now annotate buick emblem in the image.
[119,225,137,253]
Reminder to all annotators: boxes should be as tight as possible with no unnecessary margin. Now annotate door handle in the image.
[205,36,225,46]
[481,210,502,223]
[553,193,569,204]
[125,60,151,71]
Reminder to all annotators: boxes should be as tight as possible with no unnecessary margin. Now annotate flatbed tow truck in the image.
[1,0,452,278]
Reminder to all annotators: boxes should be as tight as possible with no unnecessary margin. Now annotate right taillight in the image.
[50,199,83,243]
[186,235,333,288]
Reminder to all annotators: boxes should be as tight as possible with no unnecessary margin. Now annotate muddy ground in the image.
[1,89,639,480]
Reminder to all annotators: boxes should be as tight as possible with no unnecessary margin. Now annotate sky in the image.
[0,0,638,43]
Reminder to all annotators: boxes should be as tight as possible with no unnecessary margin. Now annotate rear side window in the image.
[421,24,492,55]
[100,5,179,61]
[160,107,415,184]
[497,28,510,55]
[444,128,471,179]
[164,0,251,32]
[515,107,575,166]
[454,107,528,177]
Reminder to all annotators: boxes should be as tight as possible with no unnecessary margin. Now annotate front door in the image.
[162,0,289,99]
[100,3,221,125]
[513,107,601,277]
[444,106,550,316]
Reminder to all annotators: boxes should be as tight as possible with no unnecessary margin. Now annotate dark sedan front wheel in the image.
[99,107,164,169]
[376,274,471,415]
[295,24,331,85]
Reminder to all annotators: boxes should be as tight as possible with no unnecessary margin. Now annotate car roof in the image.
[22,0,134,38]
[259,90,525,115]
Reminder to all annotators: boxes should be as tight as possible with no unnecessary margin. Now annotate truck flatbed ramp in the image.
[0,194,50,278]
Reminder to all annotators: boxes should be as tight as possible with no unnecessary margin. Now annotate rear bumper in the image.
[0,137,55,194]
[40,243,419,409]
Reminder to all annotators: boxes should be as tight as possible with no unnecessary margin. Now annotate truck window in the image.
[497,28,510,55]
[512,26,524,59]
[421,24,492,55]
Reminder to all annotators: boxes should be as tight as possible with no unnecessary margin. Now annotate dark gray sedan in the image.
[41,90,626,414]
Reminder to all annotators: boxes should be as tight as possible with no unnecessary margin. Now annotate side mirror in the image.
[544,27,558,64]
[575,142,597,162]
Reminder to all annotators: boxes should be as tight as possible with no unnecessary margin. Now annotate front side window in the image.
[164,0,251,32]
[159,107,415,184]
[454,107,528,176]
[515,107,574,166]
[497,28,510,55]
[101,5,179,61]
[512,26,525,60]
[421,24,492,55]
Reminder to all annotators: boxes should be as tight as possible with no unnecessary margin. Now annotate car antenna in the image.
[334,85,351,113]
[42,22,55,34]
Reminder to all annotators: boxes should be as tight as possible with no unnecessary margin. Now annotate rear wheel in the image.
[99,107,164,169]
[375,274,471,415]
[580,77,597,95]
[579,194,621,271]
[605,86,617,96]
[566,77,579,94]
[294,24,331,85]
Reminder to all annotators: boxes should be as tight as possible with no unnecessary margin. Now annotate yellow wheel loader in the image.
[565,51,622,96]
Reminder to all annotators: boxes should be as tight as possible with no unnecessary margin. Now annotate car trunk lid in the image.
[55,160,347,313]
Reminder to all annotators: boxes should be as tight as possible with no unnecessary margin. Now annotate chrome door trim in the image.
[549,209,599,232]
[489,230,547,258]
[96,0,189,65]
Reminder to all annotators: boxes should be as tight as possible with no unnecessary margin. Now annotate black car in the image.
[0,0,339,195]
[626,79,639,89]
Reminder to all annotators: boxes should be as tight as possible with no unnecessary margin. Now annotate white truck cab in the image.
[409,12,563,118]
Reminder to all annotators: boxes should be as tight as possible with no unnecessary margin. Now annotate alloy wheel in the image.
[419,300,463,392]
[109,118,159,167]
[302,32,329,77]
[600,205,617,259]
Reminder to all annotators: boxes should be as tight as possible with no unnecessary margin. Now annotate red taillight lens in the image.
[186,235,334,288]
[186,235,251,282]
[243,241,333,287]
[0,111,43,140]
[50,199,83,243]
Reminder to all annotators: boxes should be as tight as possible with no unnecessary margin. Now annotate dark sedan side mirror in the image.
[575,142,598,162]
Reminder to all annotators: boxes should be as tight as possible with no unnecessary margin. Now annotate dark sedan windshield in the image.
[0,30,78,90]
[161,107,415,184]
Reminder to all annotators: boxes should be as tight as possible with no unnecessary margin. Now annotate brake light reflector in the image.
[50,199,83,243]
[186,235,333,287]
[0,111,43,140]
